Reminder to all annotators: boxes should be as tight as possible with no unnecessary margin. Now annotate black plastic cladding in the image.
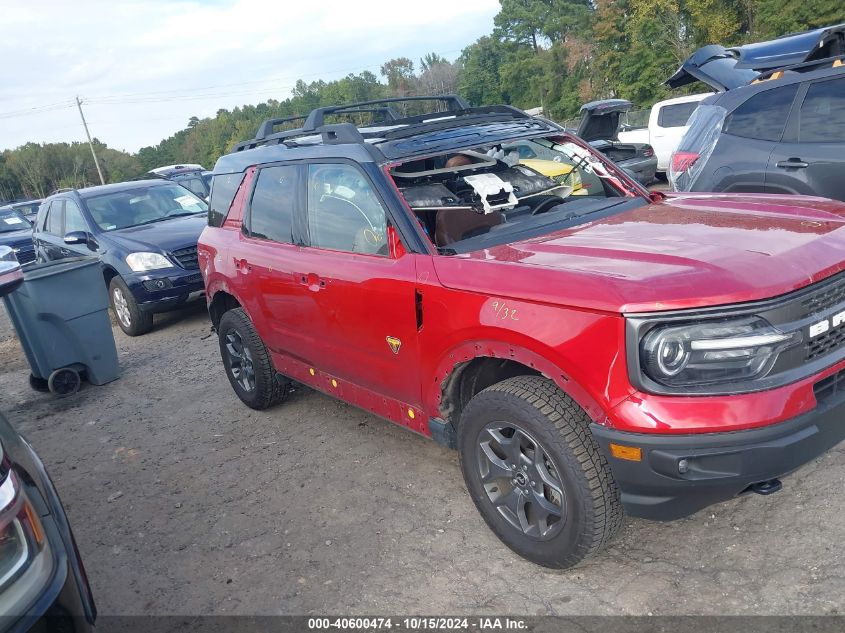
[626,269,845,396]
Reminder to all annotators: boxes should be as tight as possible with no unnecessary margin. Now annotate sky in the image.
[0,0,500,153]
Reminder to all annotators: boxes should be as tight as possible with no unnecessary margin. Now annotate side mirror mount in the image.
[387,225,406,259]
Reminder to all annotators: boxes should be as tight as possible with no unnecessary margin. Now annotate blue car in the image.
[32,180,208,336]
[0,207,36,265]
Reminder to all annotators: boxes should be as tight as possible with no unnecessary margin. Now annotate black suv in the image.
[669,23,845,200]
[33,181,207,336]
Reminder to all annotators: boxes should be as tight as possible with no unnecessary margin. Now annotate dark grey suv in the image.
[669,24,845,201]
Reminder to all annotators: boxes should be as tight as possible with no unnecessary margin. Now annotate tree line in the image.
[2,0,841,201]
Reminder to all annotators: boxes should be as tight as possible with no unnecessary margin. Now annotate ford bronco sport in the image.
[198,96,845,568]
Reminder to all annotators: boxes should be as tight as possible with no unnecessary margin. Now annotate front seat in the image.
[435,209,504,247]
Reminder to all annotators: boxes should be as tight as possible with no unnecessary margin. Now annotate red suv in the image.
[198,96,845,568]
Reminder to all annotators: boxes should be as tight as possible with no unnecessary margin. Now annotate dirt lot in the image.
[0,304,843,616]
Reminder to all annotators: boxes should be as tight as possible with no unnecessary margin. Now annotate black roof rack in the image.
[232,95,533,153]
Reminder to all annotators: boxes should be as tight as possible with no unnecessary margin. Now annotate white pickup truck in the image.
[618,93,712,174]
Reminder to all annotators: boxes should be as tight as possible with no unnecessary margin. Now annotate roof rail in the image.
[255,114,309,141]
[753,53,845,81]
[50,187,76,195]
[232,95,531,154]
[302,95,470,130]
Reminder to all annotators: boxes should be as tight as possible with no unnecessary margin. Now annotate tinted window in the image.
[724,84,798,142]
[180,177,208,197]
[799,78,845,143]
[248,166,297,244]
[64,200,88,235]
[657,102,699,128]
[307,163,388,255]
[45,200,64,235]
[208,172,244,228]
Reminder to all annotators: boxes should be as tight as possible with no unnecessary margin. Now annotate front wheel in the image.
[458,376,623,568]
[218,308,288,410]
[109,277,153,336]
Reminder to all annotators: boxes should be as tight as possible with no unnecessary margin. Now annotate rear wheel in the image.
[109,277,153,336]
[218,308,288,410]
[458,375,623,568]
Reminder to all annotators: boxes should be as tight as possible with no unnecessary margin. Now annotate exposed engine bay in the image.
[392,143,620,248]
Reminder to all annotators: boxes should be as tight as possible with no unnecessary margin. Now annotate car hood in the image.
[103,214,206,253]
[0,228,33,248]
[431,193,845,314]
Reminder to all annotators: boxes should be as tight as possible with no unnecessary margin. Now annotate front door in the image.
[34,200,66,261]
[765,76,845,202]
[294,161,422,408]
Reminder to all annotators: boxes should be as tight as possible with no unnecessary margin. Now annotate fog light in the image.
[678,459,690,474]
[142,278,173,292]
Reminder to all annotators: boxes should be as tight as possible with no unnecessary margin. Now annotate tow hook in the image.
[750,479,782,496]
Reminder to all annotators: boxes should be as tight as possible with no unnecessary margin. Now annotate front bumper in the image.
[592,374,845,520]
[126,267,205,313]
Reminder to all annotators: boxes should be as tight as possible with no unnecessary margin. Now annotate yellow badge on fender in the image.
[386,336,402,354]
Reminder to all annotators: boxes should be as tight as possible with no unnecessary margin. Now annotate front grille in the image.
[814,368,845,403]
[807,326,845,361]
[14,248,35,264]
[171,246,198,269]
[800,273,845,318]
[185,272,203,284]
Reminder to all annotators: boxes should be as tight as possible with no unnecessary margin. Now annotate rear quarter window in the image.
[657,102,699,128]
[208,172,245,228]
[723,84,799,142]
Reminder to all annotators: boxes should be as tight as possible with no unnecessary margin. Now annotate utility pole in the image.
[75,96,105,185]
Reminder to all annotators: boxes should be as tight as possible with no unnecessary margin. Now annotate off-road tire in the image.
[458,375,623,568]
[109,277,153,336]
[218,308,288,410]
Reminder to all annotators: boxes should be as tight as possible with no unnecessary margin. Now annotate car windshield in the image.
[85,184,208,231]
[392,134,644,253]
[0,208,31,233]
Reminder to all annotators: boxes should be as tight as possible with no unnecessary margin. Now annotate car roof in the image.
[214,96,561,173]
[149,164,205,176]
[47,179,173,201]
[654,93,714,107]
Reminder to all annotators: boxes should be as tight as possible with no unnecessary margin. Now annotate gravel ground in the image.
[0,303,843,616]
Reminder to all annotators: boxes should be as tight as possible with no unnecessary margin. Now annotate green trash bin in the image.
[2,257,120,396]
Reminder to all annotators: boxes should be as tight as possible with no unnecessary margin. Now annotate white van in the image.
[618,93,712,174]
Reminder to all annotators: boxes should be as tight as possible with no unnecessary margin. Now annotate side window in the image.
[657,102,699,128]
[724,84,798,142]
[799,78,845,143]
[181,178,207,197]
[247,165,297,244]
[45,201,64,235]
[63,200,89,235]
[208,172,244,228]
[306,163,388,256]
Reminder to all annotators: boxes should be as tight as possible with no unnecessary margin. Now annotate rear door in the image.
[706,83,799,192]
[293,161,422,408]
[231,163,315,363]
[765,76,845,201]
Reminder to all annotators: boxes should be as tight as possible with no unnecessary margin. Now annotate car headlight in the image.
[126,252,173,272]
[0,463,47,593]
[638,316,801,390]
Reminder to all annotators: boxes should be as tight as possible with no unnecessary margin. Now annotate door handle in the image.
[776,158,809,169]
[235,258,252,272]
[299,272,325,292]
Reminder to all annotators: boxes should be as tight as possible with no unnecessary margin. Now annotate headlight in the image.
[638,316,801,389]
[0,468,47,593]
[126,252,173,272]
